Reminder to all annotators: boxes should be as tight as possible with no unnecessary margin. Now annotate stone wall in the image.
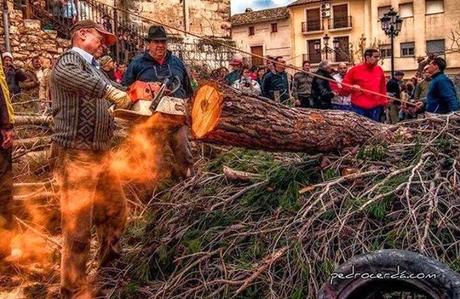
[0,7,70,66]
[100,0,231,38]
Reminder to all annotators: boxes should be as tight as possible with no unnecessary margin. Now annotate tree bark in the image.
[191,83,393,154]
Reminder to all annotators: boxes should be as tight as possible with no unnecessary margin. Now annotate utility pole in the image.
[182,0,188,37]
[2,0,10,52]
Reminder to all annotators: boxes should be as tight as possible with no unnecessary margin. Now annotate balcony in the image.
[329,16,352,30]
[302,20,323,33]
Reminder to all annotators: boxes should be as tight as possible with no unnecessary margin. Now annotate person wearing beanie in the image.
[2,52,27,95]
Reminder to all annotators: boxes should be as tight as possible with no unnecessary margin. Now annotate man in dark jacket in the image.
[386,71,404,123]
[262,56,290,102]
[224,55,243,86]
[311,60,335,109]
[2,52,27,96]
[293,60,313,108]
[123,25,194,178]
[0,54,15,259]
[419,57,459,114]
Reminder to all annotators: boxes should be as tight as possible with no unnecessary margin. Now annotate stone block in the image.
[9,26,18,34]
[23,19,42,30]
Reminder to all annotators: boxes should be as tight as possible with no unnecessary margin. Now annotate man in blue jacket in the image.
[262,57,290,102]
[418,57,459,114]
[122,25,194,178]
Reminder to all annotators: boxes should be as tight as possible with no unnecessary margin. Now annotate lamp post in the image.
[380,7,403,78]
[314,34,340,61]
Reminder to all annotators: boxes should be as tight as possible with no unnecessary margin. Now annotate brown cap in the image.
[70,19,117,46]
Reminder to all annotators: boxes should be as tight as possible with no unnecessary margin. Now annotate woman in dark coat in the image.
[311,60,335,109]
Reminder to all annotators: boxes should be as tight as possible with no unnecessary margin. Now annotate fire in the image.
[4,231,53,266]
[111,112,185,183]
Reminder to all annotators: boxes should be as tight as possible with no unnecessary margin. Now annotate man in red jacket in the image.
[341,48,388,121]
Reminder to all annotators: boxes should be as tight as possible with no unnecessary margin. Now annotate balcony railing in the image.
[11,0,145,63]
[301,20,323,33]
[330,16,352,29]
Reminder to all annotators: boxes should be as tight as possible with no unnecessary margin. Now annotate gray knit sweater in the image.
[50,50,114,151]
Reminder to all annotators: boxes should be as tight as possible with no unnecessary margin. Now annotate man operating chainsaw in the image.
[122,25,194,178]
[50,20,134,298]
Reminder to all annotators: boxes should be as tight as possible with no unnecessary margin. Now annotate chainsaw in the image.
[113,78,186,121]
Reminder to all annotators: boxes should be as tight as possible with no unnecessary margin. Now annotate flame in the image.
[111,112,185,183]
[4,231,52,266]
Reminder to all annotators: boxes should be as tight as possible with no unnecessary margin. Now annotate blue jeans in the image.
[352,105,383,122]
[332,104,353,111]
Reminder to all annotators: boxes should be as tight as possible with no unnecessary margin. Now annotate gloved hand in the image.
[104,85,132,109]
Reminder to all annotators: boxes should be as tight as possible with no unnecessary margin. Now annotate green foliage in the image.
[290,288,305,299]
[317,259,335,277]
[323,168,339,180]
[319,210,336,220]
[243,162,313,212]
[206,149,276,174]
[356,144,387,161]
[449,257,460,272]
[121,282,140,299]
[366,196,393,220]
[436,137,454,152]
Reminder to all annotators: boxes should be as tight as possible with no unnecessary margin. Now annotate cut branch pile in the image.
[7,93,460,298]
[96,113,460,298]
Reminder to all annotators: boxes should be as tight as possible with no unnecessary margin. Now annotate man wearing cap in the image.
[0,53,15,259]
[225,55,243,86]
[50,19,133,298]
[122,25,194,179]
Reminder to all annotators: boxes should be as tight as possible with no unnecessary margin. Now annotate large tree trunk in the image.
[191,83,393,153]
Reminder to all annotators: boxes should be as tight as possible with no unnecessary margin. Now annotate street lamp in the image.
[380,7,403,77]
[314,34,340,60]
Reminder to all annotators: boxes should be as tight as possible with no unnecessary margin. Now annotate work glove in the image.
[104,85,132,109]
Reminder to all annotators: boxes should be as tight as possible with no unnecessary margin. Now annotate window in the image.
[332,4,349,28]
[399,3,414,18]
[378,6,391,18]
[401,42,415,57]
[249,26,255,36]
[306,8,322,31]
[426,0,444,14]
[379,44,391,58]
[307,39,321,63]
[426,39,445,55]
[271,23,278,33]
[335,36,350,62]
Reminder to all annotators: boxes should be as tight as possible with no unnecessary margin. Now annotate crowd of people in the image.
[220,49,459,122]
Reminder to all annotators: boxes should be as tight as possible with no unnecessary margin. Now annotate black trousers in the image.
[298,95,312,108]
[0,144,13,229]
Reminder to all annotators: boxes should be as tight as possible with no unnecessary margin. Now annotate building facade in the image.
[231,8,291,66]
[288,0,460,76]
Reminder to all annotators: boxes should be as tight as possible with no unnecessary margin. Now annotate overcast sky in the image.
[231,0,294,15]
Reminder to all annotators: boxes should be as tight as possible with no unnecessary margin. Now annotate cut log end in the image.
[191,83,223,138]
